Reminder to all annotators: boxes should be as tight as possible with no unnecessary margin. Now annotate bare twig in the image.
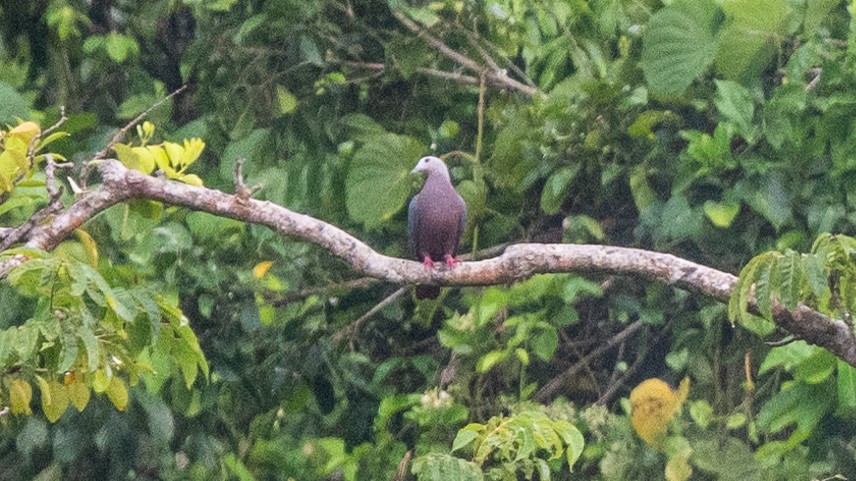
[344,287,409,349]
[392,12,539,96]
[0,155,73,251]
[233,158,262,203]
[535,320,646,402]
[83,85,188,187]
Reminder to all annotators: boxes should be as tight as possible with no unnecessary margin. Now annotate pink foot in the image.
[444,254,461,269]
[422,256,435,270]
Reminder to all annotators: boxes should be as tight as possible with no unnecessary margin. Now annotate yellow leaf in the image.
[75,229,99,267]
[41,380,69,423]
[132,146,156,173]
[106,377,128,411]
[163,141,184,168]
[630,378,690,448]
[92,369,109,393]
[148,144,174,176]
[138,120,155,142]
[7,121,41,144]
[67,380,91,412]
[253,261,274,279]
[178,173,203,186]
[182,138,205,167]
[9,378,33,415]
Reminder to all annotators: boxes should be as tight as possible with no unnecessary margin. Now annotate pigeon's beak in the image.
[410,166,422,175]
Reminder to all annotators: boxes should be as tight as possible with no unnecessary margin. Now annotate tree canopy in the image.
[2,0,856,480]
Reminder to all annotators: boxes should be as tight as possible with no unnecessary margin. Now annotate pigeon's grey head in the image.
[411,156,450,180]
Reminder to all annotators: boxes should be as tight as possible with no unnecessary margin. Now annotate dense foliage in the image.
[3,0,856,479]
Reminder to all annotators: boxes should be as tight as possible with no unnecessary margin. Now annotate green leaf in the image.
[224,453,257,481]
[714,79,755,141]
[540,165,580,214]
[703,200,740,228]
[559,423,585,469]
[452,428,480,452]
[837,360,856,419]
[531,329,559,361]
[476,350,508,373]
[345,133,425,228]
[715,0,790,81]
[0,81,29,123]
[629,165,658,212]
[411,453,484,481]
[642,0,721,95]
[275,86,298,115]
[219,128,270,182]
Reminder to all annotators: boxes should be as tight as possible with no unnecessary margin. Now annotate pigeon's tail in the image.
[416,285,441,299]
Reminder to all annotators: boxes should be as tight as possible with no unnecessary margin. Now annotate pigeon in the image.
[408,156,467,299]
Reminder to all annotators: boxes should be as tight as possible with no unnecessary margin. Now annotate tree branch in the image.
[392,12,540,97]
[2,159,856,368]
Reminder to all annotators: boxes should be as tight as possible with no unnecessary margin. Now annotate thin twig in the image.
[1,155,74,251]
[83,85,188,187]
[233,158,262,202]
[476,73,486,162]
[26,107,68,162]
[392,12,539,96]
[344,287,409,349]
[93,86,188,161]
[596,324,671,406]
[535,320,646,402]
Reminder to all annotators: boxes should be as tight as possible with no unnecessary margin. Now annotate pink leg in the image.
[422,256,435,270]
[444,254,461,269]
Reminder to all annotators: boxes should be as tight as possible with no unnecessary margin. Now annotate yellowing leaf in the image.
[177,173,203,186]
[106,377,129,411]
[75,229,99,266]
[630,378,690,448]
[67,379,91,412]
[41,380,69,422]
[253,261,274,279]
[92,369,110,393]
[9,378,33,415]
[276,86,298,115]
[7,121,41,144]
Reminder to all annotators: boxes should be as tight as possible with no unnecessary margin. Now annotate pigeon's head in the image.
[411,156,450,180]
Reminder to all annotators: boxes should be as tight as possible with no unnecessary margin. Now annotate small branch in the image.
[392,12,539,96]
[83,85,188,187]
[233,158,262,202]
[27,107,68,161]
[535,320,646,402]
[343,287,409,348]
[0,155,73,251]
[345,61,532,94]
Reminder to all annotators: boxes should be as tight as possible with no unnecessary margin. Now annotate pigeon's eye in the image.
[422,158,428,163]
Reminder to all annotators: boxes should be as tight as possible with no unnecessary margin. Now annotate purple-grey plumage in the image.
[408,156,467,299]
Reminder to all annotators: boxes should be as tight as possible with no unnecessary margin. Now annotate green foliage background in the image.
[2,0,856,479]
